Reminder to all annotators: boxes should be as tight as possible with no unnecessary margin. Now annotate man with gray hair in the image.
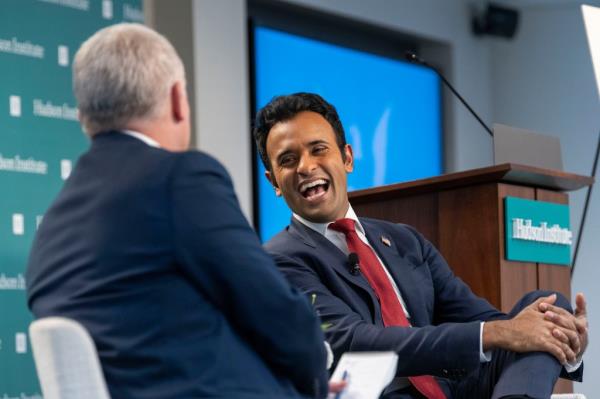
[26,23,328,399]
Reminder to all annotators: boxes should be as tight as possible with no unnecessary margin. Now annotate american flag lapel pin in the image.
[381,236,391,247]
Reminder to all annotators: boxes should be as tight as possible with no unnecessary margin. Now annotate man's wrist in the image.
[482,320,507,351]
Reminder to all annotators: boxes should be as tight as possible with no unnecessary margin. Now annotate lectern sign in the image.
[504,197,572,266]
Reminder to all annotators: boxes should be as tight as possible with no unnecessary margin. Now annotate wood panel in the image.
[351,193,440,247]
[535,189,571,300]
[349,167,582,394]
[497,184,538,312]
[535,189,573,394]
[349,163,593,205]
[352,177,577,393]
[438,184,503,308]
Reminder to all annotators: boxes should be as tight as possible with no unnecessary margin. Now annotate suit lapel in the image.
[288,219,379,304]
[361,219,427,327]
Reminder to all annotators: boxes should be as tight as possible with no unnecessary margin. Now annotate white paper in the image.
[582,5,600,100]
[329,351,398,399]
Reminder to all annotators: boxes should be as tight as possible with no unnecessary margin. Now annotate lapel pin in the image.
[381,236,391,247]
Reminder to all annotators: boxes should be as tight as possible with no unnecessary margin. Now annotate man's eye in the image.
[314,146,327,154]
[280,156,295,166]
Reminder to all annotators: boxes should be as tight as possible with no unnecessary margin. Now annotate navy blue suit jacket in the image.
[265,217,507,379]
[27,132,328,399]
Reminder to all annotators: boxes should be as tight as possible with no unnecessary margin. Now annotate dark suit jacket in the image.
[265,217,509,379]
[26,132,328,399]
[266,217,585,387]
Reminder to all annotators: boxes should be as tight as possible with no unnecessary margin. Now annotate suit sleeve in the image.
[169,152,328,398]
[270,221,505,377]
[401,224,505,325]
[561,363,584,381]
[272,251,483,377]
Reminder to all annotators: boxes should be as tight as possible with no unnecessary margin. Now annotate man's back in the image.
[27,132,327,399]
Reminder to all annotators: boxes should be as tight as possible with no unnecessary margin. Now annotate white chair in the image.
[551,395,587,399]
[29,317,111,399]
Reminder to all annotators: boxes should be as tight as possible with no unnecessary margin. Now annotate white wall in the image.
[191,1,253,219]
[491,3,599,394]
[146,0,253,220]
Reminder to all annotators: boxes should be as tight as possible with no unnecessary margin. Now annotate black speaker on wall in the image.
[472,3,519,39]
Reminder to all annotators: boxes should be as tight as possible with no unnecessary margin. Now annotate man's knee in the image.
[519,290,572,312]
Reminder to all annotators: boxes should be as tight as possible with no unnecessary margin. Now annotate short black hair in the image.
[253,92,346,171]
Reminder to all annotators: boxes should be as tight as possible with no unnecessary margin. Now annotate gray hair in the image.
[73,23,185,135]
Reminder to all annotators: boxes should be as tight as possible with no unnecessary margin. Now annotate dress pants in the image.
[383,290,572,399]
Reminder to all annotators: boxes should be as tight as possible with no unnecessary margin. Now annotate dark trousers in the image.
[384,290,573,399]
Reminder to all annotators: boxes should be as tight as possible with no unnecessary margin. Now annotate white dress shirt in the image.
[121,129,160,148]
[294,206,411,317]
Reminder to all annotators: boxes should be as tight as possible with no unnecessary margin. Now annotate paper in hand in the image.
[329,351,398,399]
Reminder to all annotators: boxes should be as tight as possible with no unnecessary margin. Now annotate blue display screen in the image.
[254,26,442,241]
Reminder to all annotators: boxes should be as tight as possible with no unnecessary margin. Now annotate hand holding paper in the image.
[329,352,398,399]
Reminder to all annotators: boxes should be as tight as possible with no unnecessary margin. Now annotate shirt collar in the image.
[293,204,365,237]
[120,130,160,148]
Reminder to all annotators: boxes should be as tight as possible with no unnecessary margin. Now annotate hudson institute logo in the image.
[102,0,113,19]
[0,154,48,175]
[15,333,27,354]
[12,213,24,236]
[512,218,573,245]
[58,45,69,67]
[36,215,44,229]
[0,37,44,59]
[0,273,26,291]
[9,95,21,117]
[123,3,143,22]
[32,99,78,121]
[60,159,72,180]
[37,0,90,11]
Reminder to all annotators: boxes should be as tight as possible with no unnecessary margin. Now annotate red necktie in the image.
[330,218,446,399]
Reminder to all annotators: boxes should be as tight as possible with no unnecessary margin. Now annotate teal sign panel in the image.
[0,1,142,397]
[504,197,572,266]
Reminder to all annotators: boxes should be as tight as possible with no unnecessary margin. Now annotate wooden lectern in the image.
[349,163,593,393]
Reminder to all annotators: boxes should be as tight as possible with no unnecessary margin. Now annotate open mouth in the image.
[299,178,330,201]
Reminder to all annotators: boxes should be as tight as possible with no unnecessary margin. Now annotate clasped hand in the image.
[538,293,588,364]
[503,293,588,365]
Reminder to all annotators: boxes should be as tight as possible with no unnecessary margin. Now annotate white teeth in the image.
[300,179,327,193]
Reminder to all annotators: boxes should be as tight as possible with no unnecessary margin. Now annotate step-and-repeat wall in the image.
[0,1,142,396]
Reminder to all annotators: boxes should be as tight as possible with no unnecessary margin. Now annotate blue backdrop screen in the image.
[254,26,442,241]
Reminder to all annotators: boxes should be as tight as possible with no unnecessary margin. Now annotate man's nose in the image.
[297,154,317,175]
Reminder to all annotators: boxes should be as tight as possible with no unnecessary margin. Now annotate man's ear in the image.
[171,81,187,123]
[343,144,354,173]
[264,170,282,197]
